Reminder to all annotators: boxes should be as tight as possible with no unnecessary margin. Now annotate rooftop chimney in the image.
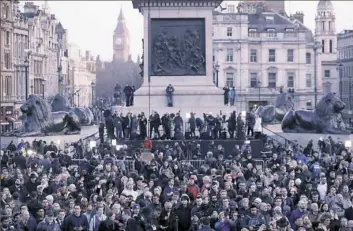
[293,11,304,24]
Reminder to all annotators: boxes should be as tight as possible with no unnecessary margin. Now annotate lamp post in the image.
[41,79,46,99]
[77,93,80,107]
[214,63,219,87]
[313,41,321,108]
[24,57,29,100]
[337,63,343,100]
[257,80,262,105]
[91,81,95,107]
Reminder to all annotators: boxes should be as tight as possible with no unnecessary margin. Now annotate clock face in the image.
[116,38,122,45]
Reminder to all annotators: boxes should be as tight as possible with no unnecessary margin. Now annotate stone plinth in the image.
[132,0,223,111]
[0,125,98,149]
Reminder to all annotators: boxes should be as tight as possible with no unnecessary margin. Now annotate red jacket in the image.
[143,139,152,149]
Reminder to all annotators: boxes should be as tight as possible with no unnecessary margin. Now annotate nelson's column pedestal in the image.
[131,0,224,116]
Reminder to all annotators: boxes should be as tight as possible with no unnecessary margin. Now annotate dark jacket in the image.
[98,218,120,231]
[126,216,147,231]
[63,213,89,231]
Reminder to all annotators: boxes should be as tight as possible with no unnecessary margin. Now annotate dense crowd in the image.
[104,110,263,142]
[1,128,353,231]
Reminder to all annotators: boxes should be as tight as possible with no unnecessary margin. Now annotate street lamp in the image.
[24,57,29,100]
[41,79,46,99]
[91,81,95,107]
[77,93,80,107]
[214,63,219,87]
[313,41,321,108]
[337,63,343,100]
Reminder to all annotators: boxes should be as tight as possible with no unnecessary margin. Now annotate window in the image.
[329,40,333,53]
[226,72,234,87]
[268,72,276,88]
[250,73,258,88]
[267,28,276,37]
[227,27,232,37]
[226,49,233,62]
[4,51,10,69]
[228,4,235,13]
[322,40,325,53]
[268,49,276,62]
[306,53,311,64]
[324,70,330,78]
[329,21,332,31]
[5,76,12,96]
[212,27,214,36]
[250,49,257,63]
[5,31,10,45]
[248,29,258,37]
[287,72,295,88]
[287,49,294,62]
[321,21,325,31]
[306,74,312,88]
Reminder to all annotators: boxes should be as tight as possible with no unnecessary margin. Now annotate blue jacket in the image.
[215,219,236,231]
[199,225,215,231]
[289,209,307,229]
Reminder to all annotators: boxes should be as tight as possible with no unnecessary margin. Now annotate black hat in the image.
[276,217,289,228]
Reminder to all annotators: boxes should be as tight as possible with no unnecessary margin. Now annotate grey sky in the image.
[28,1,353,62]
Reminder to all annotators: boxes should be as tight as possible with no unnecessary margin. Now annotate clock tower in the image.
[113,7,130,62]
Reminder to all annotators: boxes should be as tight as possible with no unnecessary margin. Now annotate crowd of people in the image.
[103,110,263,142]
[1,117,353,231]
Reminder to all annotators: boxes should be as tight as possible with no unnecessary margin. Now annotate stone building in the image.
[213,0,338,110]
[96,7,142,99]
[0,0,18,131]
[22,2,59,99]
[68,44,96,107]
[315,0,339,96]
[213,1,315,110]
[113,7,130,63]
[337,30,353,113]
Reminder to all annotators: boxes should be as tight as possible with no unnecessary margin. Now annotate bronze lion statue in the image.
[12,95,81,137]
[281,93,349,134]
[51,94,94,126]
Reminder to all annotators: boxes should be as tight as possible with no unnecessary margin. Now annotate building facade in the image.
[113,7,130,63]
[337,30,353,113]
[213,2,316,110]
[69,44,96,107]
[23,2,59,99]
[0,0,18,131]
[315,0,339,96]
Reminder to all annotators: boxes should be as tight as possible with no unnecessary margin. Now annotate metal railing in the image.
[262,126,303,149]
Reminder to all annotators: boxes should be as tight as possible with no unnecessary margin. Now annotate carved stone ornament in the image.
[150,18,206,76]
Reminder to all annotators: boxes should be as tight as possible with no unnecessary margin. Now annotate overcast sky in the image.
[28,1,353,62]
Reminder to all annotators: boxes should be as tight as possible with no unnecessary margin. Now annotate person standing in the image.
[130,86,135,106]
[123,84,133,107]
[253,114,262,139]
[139,113,147,140]
[223,86,230,105]
[246,112,255,137]
[166,84,174,107]
[229,87,236,106]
